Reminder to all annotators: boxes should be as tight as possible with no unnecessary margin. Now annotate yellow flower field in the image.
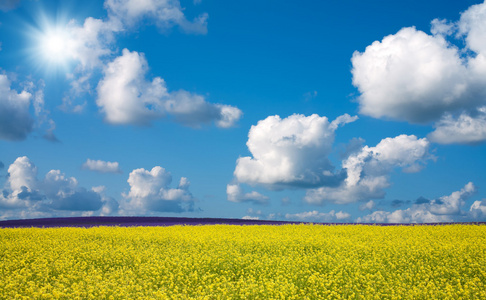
[1,224,485,299]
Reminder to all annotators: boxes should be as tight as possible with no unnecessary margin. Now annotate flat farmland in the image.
[1,224,485,299]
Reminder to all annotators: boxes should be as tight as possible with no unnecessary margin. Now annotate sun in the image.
[38,27,72,66]
[43,32,67,58]
[24,11,76,75]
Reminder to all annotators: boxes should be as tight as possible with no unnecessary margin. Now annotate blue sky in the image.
[1,0,486,223]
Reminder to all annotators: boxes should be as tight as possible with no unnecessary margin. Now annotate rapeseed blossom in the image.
[1,224,485,299]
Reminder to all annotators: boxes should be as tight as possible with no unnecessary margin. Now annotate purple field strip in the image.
[0,216,485,228]
[0,216,305,228]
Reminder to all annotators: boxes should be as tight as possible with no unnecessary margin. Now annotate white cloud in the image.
[43,169,78,199]
[351,1,486,143]
[233,113,357,188]
[0,75,34,141]
[226,184,269,204]
[305,135,432,204]
[165,91,242,128]
[0,157,41,209]
[470,199,486,220]
[285,210,351,223]
[352,27,473,123]
[96,49,165,125]
[68,17,121,71]
[63,0,206,66]
[359,200,376,211]
[82,159,122,173]
[104,0,208,34]
[92,186,119,215]
[215,104,243,128]
[0,75,57,142]
[428,108,486,144]
[428,182,476,215]
[458,1,486,55]
[123,166,195,212]
[50,16,122,113]
[97,49,242,127]
[41,169,104,211]
[7,156,38,193]
[357,182,477,223]
[430,18,455,36]
[357,208,451,224]
[0,157,111,216]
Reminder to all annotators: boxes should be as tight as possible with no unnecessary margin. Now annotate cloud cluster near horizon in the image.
[0,156,196,219]
[0,153,485,223]
[121,166,195,213]
[240,182,484,224]
[357,182,480,223]
[0,157,107,217]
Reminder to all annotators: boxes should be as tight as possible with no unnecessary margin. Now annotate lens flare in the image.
[24,10,76,75]
[40,29,71,64]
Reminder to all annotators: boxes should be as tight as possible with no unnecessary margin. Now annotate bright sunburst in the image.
[40,29,70,63]
[26,12,75,75]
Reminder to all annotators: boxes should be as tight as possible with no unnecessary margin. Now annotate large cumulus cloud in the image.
[351,1,486,144]
[351,27,474,123]
[233,113,357,189]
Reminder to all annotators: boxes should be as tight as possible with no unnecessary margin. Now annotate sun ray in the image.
[24,10,75,76]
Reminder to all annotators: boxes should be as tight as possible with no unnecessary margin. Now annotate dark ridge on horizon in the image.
[0,216,485,228]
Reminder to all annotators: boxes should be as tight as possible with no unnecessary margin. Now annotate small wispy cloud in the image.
[302,90,317,102]
[82,159,122,174]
